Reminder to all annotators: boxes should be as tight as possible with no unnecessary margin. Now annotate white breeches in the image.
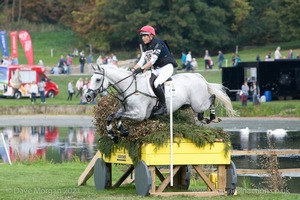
[152,64,174,88]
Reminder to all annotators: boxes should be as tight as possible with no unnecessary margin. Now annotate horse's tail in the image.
[207,82,239,117]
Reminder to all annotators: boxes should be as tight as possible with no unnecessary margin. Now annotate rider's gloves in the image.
[133,67,143,75]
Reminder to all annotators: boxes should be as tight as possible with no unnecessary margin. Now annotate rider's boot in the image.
[153,84,167,116]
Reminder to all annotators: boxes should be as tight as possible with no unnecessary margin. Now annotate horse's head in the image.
[86,64,106,102]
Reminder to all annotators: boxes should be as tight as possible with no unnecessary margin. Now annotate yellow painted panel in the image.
[100,139,230,165]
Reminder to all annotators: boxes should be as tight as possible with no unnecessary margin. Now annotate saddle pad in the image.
[145,71,177,97]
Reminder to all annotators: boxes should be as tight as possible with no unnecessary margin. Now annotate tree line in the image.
[0,0,299,56]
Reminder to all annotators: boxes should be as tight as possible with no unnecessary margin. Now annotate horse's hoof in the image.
[112,136,119,144]
[121,130,129,137]
[211,118,222,123]
[201,118,210,124]
[107,130,115,139]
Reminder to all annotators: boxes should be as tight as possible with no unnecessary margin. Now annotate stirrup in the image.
[152,105,167,116]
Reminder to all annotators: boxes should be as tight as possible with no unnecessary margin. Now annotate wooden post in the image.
[217,165,226,194]
[149,166,156,193]
[77,151,101,186]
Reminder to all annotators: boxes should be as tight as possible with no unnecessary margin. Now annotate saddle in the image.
[149,73,173,97]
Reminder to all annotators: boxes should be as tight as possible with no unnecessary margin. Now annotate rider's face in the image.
[141,34,151,44]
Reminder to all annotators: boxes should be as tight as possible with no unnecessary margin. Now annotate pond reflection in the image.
[230,130,300,193]
[0,126,97,163]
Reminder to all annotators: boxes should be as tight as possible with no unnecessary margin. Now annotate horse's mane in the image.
[91,63,131,74]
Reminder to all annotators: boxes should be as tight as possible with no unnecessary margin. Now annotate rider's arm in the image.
[142,48,161,71]
[133,52,146,70]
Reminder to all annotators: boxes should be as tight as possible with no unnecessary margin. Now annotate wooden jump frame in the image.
[232,149,300,175]
[78,140,237,197]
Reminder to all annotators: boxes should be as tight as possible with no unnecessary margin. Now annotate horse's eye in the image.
[96,78,101,82]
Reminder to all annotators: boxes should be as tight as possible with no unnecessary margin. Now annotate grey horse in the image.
[86,64,237,142]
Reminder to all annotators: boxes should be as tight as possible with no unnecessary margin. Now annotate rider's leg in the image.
[152,64,173,115]
[153,84,167,115]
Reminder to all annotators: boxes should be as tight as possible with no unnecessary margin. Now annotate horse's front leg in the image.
[114,108,145,137]
[106,113,119,143]
[116,117,129,137]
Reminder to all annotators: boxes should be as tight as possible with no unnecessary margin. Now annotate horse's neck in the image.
[105,66,135,94]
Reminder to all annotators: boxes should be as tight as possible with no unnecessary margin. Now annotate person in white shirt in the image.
[185,51,192,71]
[274,46,282,59]
[30,81,38,104]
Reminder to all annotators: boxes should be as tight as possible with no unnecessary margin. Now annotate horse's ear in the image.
[90,64,96,71]
[97,64,101,71]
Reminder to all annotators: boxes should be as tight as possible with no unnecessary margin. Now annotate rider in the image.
[132,25,177,115]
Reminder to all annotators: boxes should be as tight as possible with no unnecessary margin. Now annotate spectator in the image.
[267,51,272,59]
[274,46,282,59]
[38,79,46,104]
[72,48,79,57]
[67,80,75,101]
[96,55,103,65]
[111,54,118,64]
[66,55,73,74]
[38,59,44,66]
[30,81,38,104]
[231,53,236,66]
[251,82,260,105]
[75,78,84,98]
[51,66,59,74]
[12,57,19,65]
[185,51,192,71]
[234,54,241,66]
[288,49,293,59]
[191,58,198,71]
[181,51,187,70]
[217,50,224,69]
[204,50,210,69]
[208,57,214,69]
[87,54,94,63]
[58,55,66,74]
[240,80,249,107]
[256,54,261,62]
[2,56,11,65]
[79,51,86,73]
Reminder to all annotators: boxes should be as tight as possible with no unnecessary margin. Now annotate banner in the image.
[0,31,9,57]
[10,31,18,59]
[18,30,34,65]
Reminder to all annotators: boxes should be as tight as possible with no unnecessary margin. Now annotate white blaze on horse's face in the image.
[89,73,103,92]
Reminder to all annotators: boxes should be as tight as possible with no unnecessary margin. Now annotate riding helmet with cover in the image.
[138,25,156,36]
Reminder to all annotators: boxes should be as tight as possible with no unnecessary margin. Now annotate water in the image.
[230,130,300,193]
[0,126,97,163]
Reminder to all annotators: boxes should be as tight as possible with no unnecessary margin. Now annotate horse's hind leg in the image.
[197,94,221,124]
[209,94,221,123]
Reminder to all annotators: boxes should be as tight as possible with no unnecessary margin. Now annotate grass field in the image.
[13,27,300,67]
[1,69,300,117]
[1,161,300,200]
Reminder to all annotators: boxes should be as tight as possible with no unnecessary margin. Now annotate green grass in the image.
[14,26,300,67]
[16,29,82,67]
[1,161,299,200]
[1,71,300,117]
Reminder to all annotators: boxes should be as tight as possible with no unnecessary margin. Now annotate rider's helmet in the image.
[138,25,156,36]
